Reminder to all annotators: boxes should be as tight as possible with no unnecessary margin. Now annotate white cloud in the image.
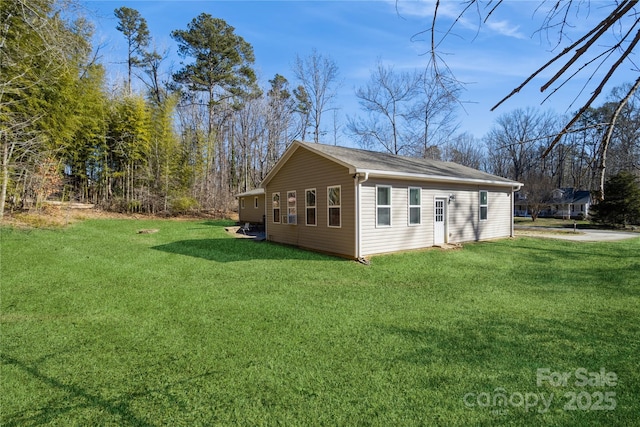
[389,0,529,41]
[485,20,526,39]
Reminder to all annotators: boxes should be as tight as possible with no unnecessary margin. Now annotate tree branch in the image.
[542,25,640,158]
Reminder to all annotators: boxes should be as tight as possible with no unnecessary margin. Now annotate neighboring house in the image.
[549,188,592,219]
[514,188,592,219]
[235,188,266,225]
[259,141,522,259]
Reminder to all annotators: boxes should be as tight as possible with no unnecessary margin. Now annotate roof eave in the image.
[356,169,524,189]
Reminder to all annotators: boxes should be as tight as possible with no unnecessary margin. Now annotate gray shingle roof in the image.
[235,188,265,198]
[296,141,521,187]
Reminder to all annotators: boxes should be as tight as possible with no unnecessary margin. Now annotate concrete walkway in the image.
[515,226,639,242]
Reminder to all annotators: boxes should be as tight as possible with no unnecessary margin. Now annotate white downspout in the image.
[354,172,369,259]
[510,190,514,238]
[511,184,522,238]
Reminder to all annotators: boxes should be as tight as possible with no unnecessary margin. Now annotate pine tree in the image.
[591,172,640,226]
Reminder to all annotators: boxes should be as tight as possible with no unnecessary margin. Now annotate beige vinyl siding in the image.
[448,187,513,243]
[360,179,433,256]
[360,180,514,256]
[265,147,356,258]
[238,195,266,224]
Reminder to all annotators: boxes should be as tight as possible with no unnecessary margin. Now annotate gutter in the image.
[355,168,523,188]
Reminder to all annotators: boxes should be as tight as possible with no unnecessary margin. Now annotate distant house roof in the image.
[553,188,592,205]
[262,141,523,188]
[235,188,265,198]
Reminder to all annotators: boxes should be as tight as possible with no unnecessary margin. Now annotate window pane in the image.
[377,186,390,205]
[410,207,421,224]
[306,208,316,225]
[272,193,280,208]
[306,189,316,206]
[377,207,391,226]
[328,187,340,206]
[480,206,488,220]
[409,188,420,206]
[273,208,280,222]
[329,207,340,227]
[480,191,488,205]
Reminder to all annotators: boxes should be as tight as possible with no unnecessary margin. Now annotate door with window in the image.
[434,198,446,245]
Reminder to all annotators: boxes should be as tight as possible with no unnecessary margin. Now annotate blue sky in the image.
[81,1,638,144]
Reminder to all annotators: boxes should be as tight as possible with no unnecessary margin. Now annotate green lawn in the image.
[1,219,639,426]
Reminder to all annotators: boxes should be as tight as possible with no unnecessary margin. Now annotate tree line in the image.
[1,0,638,221]
[1,1,339,218]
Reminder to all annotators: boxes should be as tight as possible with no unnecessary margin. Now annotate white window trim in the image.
[305,188,317,226]
[479,190,488,221]
[287,190,297,225]
[376,185,392,228]
[408,187,421,226]
[272,192,280,224]
[327,185,341,228]
[254,196,259,209]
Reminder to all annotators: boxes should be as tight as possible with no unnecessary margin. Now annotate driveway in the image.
[515,226,639,242]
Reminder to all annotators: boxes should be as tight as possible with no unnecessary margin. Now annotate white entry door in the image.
[434,198,446,245]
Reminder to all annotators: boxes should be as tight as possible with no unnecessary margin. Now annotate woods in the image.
[1,0,639,221]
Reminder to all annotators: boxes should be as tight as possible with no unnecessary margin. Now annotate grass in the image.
[1,218,639,426]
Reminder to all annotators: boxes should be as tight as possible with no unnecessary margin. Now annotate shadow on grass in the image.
[382,312,635,372]
[1,352,219,426]
[151,238,337,262]
[0,352,152,426]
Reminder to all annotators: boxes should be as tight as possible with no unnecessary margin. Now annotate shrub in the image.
[170,196,199,215]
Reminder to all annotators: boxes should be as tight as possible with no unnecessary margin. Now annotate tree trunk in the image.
[0,139,9,222]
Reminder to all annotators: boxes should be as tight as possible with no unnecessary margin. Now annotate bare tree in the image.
[407,67,460,159]
[347,61,419,154]
[442,132,485,169]
[293,48,340,143]
[265,74,295,172]
[428,0,640,199]
[484,108,559,182]
[520,171,555,222]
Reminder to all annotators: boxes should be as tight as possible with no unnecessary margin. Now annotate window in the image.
[241,198,245,209]
[306,189,316,226]
[376,185,391,227]
[479,190,488,221]
[254,196,259,209]
[287,191,297,224]
[328,186,341,227]
[408,187,421,225]
[272,193,280,223]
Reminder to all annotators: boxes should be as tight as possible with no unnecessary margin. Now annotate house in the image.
[550,188,592,219]
[258,141,522,259]
[514,188,592,219]
[235,188,266,225]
